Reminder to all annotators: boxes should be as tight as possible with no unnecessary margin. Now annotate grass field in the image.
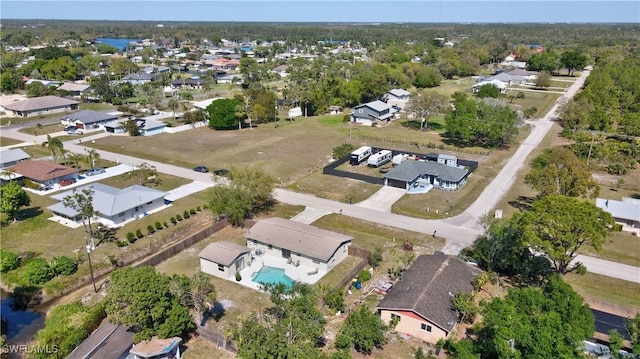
[0,136,23,147]
[565,272,640,310]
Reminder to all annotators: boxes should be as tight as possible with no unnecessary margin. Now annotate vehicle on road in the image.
[84,167,106,176]
[213,168,229,176]
[66,129,84,135]
[193,166,209,173]
[64,125,76,132]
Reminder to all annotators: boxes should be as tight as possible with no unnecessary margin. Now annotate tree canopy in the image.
[208,165,275,225]
[519,195,615,275]
[524,147,599,199]
[445,93,521,148]
[335,305,389,355]
[0,181,31,223]
[470,275,594,359]
[103,266,194,342]
[207,98,243,129]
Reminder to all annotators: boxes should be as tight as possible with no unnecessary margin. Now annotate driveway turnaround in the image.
[354,186,406,212]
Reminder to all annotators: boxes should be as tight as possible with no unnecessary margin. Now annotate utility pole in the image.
[274,99,278,128]
[586,130,596,167]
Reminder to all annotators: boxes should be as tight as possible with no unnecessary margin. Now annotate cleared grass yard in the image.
[565,272,640,310]
[0,136,23,147]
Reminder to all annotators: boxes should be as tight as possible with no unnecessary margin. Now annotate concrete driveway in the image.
[354,186,406,212]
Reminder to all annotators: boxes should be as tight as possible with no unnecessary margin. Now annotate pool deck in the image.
[235,254,327,291]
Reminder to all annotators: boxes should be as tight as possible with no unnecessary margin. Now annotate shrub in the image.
[51,256,77,276]
[196,206,201,212]
[183,210,190,219]
[170,217,177,224]
[323,287,346,312]
[163,221,168,228]
[0,249,20,273]
[135,229,144,239]
[189,208,196,215]
[357,269,372,283]
[235,272,242,281]
[606,163,627,175]
[126,232,136,243]
[25,258,55,285]
[333,143,356,160]
[176,214,183,221]
[368,247,383,267]
[147,225,155,235]
[155,222,163,230]
[117,240,129,247]
[203,204,209,210]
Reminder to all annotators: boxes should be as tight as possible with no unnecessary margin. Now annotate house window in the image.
[268,244,272,250]
[358,109,363,113]
[421,323,432,332]
[218,264,224,272]
[147,201,152,205]
[391,314,401,322]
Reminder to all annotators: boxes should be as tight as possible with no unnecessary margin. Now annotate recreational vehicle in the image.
[367,150,392,167]
[350,146,373,165]
[392,153,409,166]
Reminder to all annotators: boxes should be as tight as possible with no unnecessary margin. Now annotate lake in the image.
[96,38,141,51]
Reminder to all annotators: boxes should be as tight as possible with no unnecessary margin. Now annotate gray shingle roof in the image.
[49,183,166,217]
[199,241,251,266]
[57,83,91,92]
[383,160,469,182]
[246,217,352,262]
[377,254,480,332]
[63,110,117,125]
[389,89,410,97]
[3,96,79,112]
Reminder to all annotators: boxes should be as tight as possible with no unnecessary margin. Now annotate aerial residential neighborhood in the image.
[0,6,639,359]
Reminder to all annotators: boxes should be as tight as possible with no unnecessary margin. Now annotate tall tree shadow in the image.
[508,195,536,212]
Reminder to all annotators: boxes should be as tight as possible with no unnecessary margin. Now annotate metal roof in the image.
[49,183,167,217]
[0,148,30,166]
[596,198,640,222]
[63,110,117,125]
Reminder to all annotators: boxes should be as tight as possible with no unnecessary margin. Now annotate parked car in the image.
[66,129,84,135]
[84,167,106,176]
[64,125,76,132]
[193,166,209,173]
[213,168,229,176]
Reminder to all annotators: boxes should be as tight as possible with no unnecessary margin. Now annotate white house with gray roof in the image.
[47,183,168,228]
[382,89,411,110]
[61,110,118,129]
[3,96,79,118]
[383,159,469,192]
[351,100,399,126]
[246,217,353,272]
[199,241,252,280]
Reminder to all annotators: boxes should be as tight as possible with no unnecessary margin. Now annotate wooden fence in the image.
[196,325,237,353]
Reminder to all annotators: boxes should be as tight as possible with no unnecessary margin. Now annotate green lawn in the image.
[565,272,640,311]
[0,136,24,147]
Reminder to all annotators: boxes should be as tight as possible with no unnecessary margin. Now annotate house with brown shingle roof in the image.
[246,217,352,272]
[3,96,79,118]
[10,160,78,189]
[199,241,252,280]
[376,253,481,344]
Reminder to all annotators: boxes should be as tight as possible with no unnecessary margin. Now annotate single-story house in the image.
[0,94,27,113]
[246,217,353,272]
[382,89,411,110]
[271,64,289,77]
[25,79,60,87]
[472,79,508,94]
[171,77,204,89]
[57,83,92,98]
[121,72,156,85]
[0,148,30,168]
[192,97,225,110]
[3,96,79,118]
[61,110,118,129]
[199,241,252,280]
[595,197,640,228]
[10,160,78,189]
[216,73,243,84]
[383,159,469,191]
[377,253,481,344]
[506,68,539,82]
[486,72,527,86]
[129,337,182,359]
[66,322,133,359]
[102,117,165,136]
[351,100,399,126]
[48,183,168,227]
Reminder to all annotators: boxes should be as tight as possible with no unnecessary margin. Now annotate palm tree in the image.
[41,135,64,163]
[86,149,101,169]
[167,98,179,120]
[2,168,17,181]
[66,153,84,169]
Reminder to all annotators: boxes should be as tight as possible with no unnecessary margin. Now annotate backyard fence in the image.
[355,134,492,157]
[196,325,238,353]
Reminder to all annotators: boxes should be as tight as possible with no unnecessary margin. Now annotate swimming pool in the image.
[251,266,294,288]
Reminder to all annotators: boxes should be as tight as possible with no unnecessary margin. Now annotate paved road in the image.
[2,67,639,283]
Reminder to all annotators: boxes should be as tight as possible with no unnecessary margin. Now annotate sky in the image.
[1,1,638,23]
